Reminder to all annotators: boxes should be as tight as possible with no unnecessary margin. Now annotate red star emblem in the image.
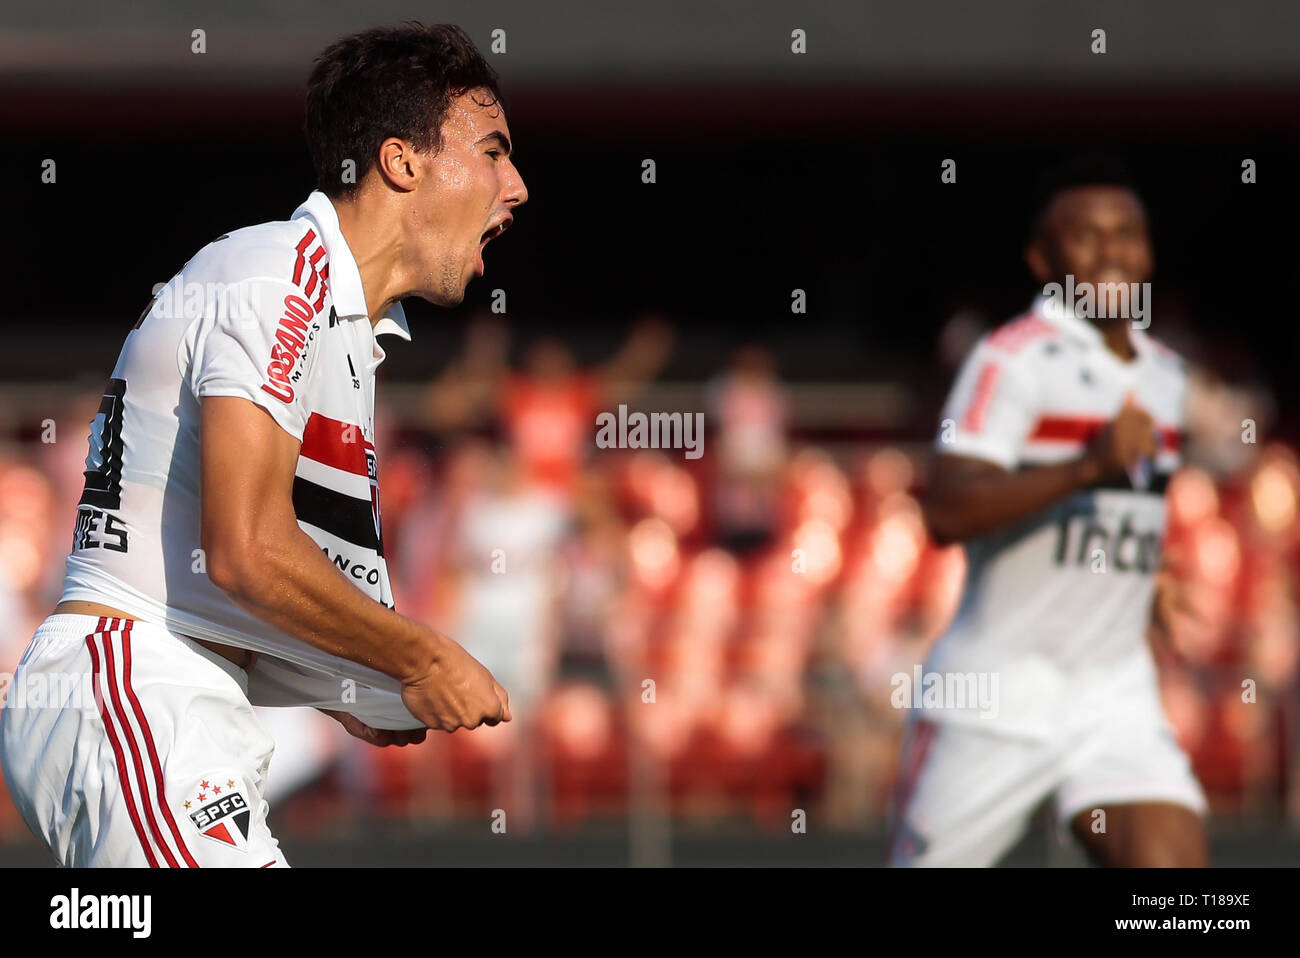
[213,785,222,795]
[198,793,206,801]
[200,780,211,790]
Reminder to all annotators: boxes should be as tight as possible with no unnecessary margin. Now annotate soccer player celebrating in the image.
[0,23,526,867]
[890,159,1209,867]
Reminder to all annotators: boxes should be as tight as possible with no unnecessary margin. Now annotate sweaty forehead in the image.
[441,90,508,139]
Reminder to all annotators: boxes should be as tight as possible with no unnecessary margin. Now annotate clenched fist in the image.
[400,635,511,733]
[1086,394,1156,479]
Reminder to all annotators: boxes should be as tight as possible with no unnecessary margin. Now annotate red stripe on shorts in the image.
[120,620,200,867]
[86,619,160,867]
[99,621,180,867]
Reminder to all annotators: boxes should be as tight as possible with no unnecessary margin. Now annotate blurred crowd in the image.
[0,310,1297,841]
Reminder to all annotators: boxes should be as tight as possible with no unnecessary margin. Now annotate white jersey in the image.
[60,190,421,728]
[926,295,1187,738]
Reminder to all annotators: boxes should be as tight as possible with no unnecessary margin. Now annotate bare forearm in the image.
[209,528,439,682]
[925,455,1104,544]
[195,396,509,733]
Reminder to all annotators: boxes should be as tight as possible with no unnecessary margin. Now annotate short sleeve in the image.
[189,279,325,442]
[935,337,1038,470]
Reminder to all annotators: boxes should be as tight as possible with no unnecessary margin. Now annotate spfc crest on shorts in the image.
[184,776,251,852]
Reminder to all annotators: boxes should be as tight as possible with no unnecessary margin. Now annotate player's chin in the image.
[451,265,480,303]
[420,285,467,309]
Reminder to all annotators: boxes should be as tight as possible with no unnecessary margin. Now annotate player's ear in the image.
[1024,240,1052,285]
[1140,245,1155,283]
[374,137,419,193]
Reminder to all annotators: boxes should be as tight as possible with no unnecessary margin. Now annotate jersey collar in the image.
[291,191,412,342]
[1030,291,1103,347]
[1030,292,1156,365]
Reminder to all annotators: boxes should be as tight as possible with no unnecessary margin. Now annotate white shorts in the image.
[0,614,289,868]
[888,684,1208,867]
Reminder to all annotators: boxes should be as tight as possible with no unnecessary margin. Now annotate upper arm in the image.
[929,451,1011,489]
[923,452,1010,543]
[935,338,1039,471]
[188,277,323,586]
[188,278,324,441]
[925,338,1039,541]
[199,396,302,590]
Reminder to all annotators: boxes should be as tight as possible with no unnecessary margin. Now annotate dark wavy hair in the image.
[305,22,503,199]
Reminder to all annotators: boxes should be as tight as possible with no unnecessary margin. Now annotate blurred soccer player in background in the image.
[890,158,1210,867]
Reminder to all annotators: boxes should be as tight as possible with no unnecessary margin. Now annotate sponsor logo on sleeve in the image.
[261,293,321,404]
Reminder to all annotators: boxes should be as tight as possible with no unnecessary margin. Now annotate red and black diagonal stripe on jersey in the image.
[294,413,384,555]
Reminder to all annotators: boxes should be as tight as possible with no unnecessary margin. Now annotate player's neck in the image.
[329,193,405,325]
[1092,317,1137,363]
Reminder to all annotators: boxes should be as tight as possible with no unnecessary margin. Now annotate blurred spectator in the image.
[449,446,568,717]
[705,345,789,553]
[422,312,675,503]
[424,309,511,435]
[442,446,569,831]
[554,467,628,680]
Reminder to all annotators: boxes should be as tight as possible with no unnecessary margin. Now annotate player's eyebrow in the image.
[476,131,513,158]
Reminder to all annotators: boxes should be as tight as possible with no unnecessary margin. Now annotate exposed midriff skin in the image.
[53,600,259,672]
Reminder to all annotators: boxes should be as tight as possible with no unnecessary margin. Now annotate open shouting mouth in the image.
[476,215,512,276]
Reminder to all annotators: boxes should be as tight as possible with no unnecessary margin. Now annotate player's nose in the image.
[503,161,528,208]
[1098,232,1134,268]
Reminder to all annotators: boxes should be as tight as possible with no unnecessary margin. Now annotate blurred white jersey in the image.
[59,191,421,729]
[926,295,1188,739]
